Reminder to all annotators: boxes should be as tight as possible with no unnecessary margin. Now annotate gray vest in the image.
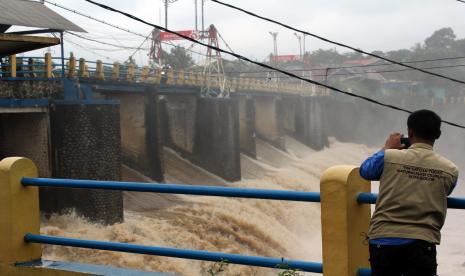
[368,143,458,244]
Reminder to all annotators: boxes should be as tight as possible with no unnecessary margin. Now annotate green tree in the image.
[163,46,195,70]
[424,27,456,49]
[343,50,365,60]
[371,50,385,57]
[309,49,346,66]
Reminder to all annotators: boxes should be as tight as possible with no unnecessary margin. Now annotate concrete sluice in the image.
[40,138,465,276]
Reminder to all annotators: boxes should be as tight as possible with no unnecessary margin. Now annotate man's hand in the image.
[384,133,405,150]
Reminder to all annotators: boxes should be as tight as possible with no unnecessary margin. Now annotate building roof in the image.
[0,33,60,56]
[343,57,379,66]
[0,0,85,32]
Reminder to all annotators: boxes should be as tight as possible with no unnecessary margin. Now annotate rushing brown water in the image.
[41,137,465,275]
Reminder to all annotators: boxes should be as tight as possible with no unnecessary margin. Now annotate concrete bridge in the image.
[0,53,330,223]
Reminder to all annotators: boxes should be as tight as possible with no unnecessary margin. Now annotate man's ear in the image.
[408,128,414,139]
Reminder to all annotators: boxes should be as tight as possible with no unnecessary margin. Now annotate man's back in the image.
[360,110,459,276]
[369,143,458,244]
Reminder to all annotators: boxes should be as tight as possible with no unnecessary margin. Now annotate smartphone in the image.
[400,137,411,148]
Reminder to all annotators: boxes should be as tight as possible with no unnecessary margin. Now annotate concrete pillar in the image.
[280,97,298,134]
[107,91,164,182]
[253,96,286,150]
[238,96,256,158]
[162,94,197,154]
[192,98,241,181]
[47,102,123,224]
[0,112,51,178]
[161,95,240,181]
[295,96,328,150]
[320,166,371,276]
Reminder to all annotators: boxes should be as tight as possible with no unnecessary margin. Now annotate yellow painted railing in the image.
[0,54,326,96]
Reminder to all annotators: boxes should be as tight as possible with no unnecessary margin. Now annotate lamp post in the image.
[164,0,168,28]
[269,31,278,65]
[294,32,302,60]
[303,34,306,57]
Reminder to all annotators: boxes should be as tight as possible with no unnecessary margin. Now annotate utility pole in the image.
[269,31,278,64]
[303,34,307,56]
[294,32,302,60]
[201,0,205,35]
[195,0,198,32]
[164,0,168,28]
[269,32,279,83]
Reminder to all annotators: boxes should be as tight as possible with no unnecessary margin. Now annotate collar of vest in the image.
[410,143,433,150]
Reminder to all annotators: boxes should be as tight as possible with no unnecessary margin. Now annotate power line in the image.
[312,56,465,72]
[210,0,465,86]
[67,32,150,50]
[44,0,148,38]
[226,63,465,77]
[221,55,465,75]
[226,63,465,79]
[45,0,208,60]
[64,36,115,61]
[128,32,151,60]
[83,0,465,130]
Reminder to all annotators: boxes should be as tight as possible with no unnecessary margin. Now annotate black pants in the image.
[369,240,437,276]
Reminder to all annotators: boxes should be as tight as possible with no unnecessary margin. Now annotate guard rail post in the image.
[9,55,16,78]
[140,66,149,82]
[68,53,76,78]
[127,63,135,82]
[0,157,41,268]
[112,62,120,80]
[320,166,371,276]
[45,52,52,78]
[96,60,105,80]
[79,58,88,78]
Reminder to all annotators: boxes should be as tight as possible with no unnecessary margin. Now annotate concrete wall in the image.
[280,97,297,134]
[107,92,164,182]
[0,80,62,99]
[162,95,197,153]
[46,103,123,224]
[193,98,241,181]
[238,96,256,158]
[254,96,286,150]
[0,112,51,177]
[162,95,241,182]
[294,97,329,150]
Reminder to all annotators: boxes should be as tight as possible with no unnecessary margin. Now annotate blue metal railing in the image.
[357,268,372,276]
[24,234,323,273]
[22,178,321,202]
[22,177,323,273]
[357,192,465,209]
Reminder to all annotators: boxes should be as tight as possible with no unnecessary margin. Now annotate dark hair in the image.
[407,110,441,140]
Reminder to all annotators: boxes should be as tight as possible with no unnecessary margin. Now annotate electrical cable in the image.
[217,31,236,54]
[226,55,465,74]
[44,0,148,38]
[210,0,465,86]
[45,0,208,60]
[39,0,465,70]
[226,63,465,79]
[66,32,150,50]
[83,0,465,129]
[64,37,115,61]
[128,32,152,60]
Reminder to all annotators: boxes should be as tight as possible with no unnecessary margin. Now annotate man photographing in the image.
[360,109,458,276]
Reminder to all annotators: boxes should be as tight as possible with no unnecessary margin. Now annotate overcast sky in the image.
[37,0,465,64]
